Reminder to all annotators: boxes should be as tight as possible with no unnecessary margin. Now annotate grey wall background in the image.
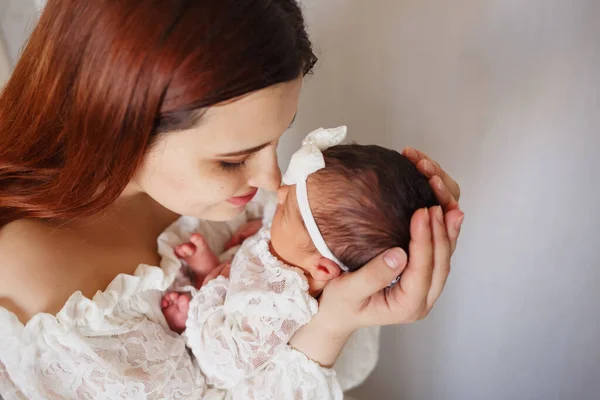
[290,1,600,399]
[1,1,599,399]
[0,0,38,65]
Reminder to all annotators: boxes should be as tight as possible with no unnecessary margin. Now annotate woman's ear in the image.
[311,257,342,282]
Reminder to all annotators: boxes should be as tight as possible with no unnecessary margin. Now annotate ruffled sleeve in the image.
[0,219,208,400]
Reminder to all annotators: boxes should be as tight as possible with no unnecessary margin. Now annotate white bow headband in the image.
[282,126,349,272]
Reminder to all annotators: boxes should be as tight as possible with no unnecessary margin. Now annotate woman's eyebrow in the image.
[216,142,271,157]
[217,113,297,157]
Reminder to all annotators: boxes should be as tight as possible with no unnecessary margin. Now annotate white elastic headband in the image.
[282,126,349,272]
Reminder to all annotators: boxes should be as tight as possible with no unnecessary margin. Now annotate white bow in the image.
[282,126,347,185]
[282,126,349,271]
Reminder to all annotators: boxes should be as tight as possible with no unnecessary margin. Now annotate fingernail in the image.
[384,249,406,270]
[405,147,418,161]
[435,176,444,191]
[423,207,430,223]
[435,206,443,224]
[423,160,434,175]
[455,213,465,231]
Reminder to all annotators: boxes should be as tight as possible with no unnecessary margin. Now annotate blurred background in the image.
[1,1,599,399]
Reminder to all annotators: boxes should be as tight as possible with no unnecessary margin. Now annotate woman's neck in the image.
[114,184,179,234]
[59,184,179,244]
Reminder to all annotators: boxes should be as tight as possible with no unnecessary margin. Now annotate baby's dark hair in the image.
[307,145,439,271]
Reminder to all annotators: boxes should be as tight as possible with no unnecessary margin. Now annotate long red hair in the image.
[0,0,316,226]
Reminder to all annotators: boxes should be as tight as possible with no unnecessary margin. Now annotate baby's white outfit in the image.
[0,190,380,400]
[183,226,337,398]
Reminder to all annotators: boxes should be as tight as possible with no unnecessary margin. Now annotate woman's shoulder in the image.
[0,219,74,323]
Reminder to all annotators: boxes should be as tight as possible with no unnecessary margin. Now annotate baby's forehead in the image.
[287,185,307,228]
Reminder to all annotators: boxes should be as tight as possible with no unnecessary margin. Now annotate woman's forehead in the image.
[179,78,302,156]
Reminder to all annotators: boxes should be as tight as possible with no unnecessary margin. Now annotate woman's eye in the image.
[219,160,247,171]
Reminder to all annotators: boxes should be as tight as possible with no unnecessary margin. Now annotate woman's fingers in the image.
[426,206,451,309]
[387,208,434,321]
[342,247,408,303]
[202,263,229,285]
[316,207,463,331]
[429,176,460,212]
[218,263,231,279]
[224,236,239,250]
[225,231,244,249]
[445,209,464,255]
[402,147,461,201]
[225,220,262,249]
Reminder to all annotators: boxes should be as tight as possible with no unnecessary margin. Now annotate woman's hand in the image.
[402,146,461,210]
[290,148,463,367]
[319,207,461,330]
[327,146,462,328]
[201,262,232,286]
[224,219,263,250]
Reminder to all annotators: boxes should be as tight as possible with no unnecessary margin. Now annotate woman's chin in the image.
[185,202,247,222]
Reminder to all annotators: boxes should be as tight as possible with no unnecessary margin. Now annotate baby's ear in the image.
[312,257,342,282]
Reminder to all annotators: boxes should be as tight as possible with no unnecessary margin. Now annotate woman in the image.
[0,1,463,399]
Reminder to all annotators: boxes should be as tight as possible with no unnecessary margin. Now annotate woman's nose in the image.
[246,150,282,191]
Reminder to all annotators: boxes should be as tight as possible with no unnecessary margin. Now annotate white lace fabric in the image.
[184,229,323,390]
[0,190,380,400]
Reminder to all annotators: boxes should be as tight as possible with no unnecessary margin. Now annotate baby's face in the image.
[270,185,311,268]
[270,185,332,294]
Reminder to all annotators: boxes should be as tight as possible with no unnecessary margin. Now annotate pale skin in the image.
[0,76,462,367]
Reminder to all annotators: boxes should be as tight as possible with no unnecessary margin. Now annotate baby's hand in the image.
[224,219,263,250]
[201,262,231,286]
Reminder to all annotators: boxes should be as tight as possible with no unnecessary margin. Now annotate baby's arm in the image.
[183,259,317,389]
[161,263,230,333]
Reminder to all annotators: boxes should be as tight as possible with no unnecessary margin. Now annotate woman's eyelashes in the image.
[218,145,266,171]
[219,159,247,171]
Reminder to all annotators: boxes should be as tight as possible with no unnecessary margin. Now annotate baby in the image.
[161,126,438,391]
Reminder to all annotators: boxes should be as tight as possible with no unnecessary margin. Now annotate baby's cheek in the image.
[283,236,303,263]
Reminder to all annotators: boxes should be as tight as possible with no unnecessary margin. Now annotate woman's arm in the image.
[290,148,463,367]
[288,307,354,368]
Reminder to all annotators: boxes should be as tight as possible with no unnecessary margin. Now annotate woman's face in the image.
[133,77,302,221]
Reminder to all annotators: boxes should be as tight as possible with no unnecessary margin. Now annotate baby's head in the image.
[270,144,439,294]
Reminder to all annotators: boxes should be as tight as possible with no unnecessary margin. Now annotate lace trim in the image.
[252,228,311,292]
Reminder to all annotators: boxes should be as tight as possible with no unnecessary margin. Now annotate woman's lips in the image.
[227,188,258,206]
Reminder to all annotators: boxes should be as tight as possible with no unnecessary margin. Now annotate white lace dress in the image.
[0,192,380,400]
[184,228,340,398]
